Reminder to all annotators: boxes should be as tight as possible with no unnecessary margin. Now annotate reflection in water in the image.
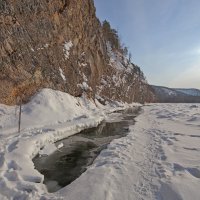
[33,108,140,192]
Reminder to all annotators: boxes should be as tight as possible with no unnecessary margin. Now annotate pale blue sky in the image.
[94,0,200,89]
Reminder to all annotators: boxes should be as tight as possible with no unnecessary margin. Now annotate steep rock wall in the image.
[0,0,154,105]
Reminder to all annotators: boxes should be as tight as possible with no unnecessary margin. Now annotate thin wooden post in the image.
[18,98,22,133]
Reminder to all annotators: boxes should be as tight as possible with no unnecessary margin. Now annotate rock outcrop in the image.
[0,0,155,105]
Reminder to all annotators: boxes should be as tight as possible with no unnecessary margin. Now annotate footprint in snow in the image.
[173,163,200,179]
[8,160,21,170]
[189,134,200,138]
[183,147,199,151]
[174,133,185,136]
[187,168,200,178]
[0,153,5,168]
[7,140,19,152]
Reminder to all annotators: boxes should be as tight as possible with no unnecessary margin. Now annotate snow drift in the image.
[0,88,138,199]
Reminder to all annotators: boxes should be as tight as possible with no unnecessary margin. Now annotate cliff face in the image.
[0,0,154,105]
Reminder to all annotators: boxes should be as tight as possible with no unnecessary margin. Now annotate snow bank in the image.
[0,89,99,132]
[56,103,200,200]
[0,88,139,200]
[1,95,199,199]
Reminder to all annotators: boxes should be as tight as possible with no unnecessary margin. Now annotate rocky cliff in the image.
[0,0,155,105]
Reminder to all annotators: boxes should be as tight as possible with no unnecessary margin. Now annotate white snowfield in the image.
[0,89,200,200]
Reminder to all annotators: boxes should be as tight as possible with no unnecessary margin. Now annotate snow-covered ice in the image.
[56,104,200,200]
[0,90,199,200]
[39,143,58,156]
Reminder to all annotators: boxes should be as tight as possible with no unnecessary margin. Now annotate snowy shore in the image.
[0,89,139,199]
[57,103,200,200]
[0,89,200,200]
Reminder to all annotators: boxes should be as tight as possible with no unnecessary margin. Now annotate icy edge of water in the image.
[0,89,141,199]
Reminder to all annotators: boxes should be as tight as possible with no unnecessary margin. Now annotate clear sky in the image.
[94,0,200,89]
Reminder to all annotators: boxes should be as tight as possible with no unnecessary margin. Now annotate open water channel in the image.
[33,107,140,192]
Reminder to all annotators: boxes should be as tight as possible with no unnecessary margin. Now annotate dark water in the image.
[33,107,140,192]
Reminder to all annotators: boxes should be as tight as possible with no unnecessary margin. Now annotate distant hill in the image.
[152,85,200,103]
[174,88,200,96]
